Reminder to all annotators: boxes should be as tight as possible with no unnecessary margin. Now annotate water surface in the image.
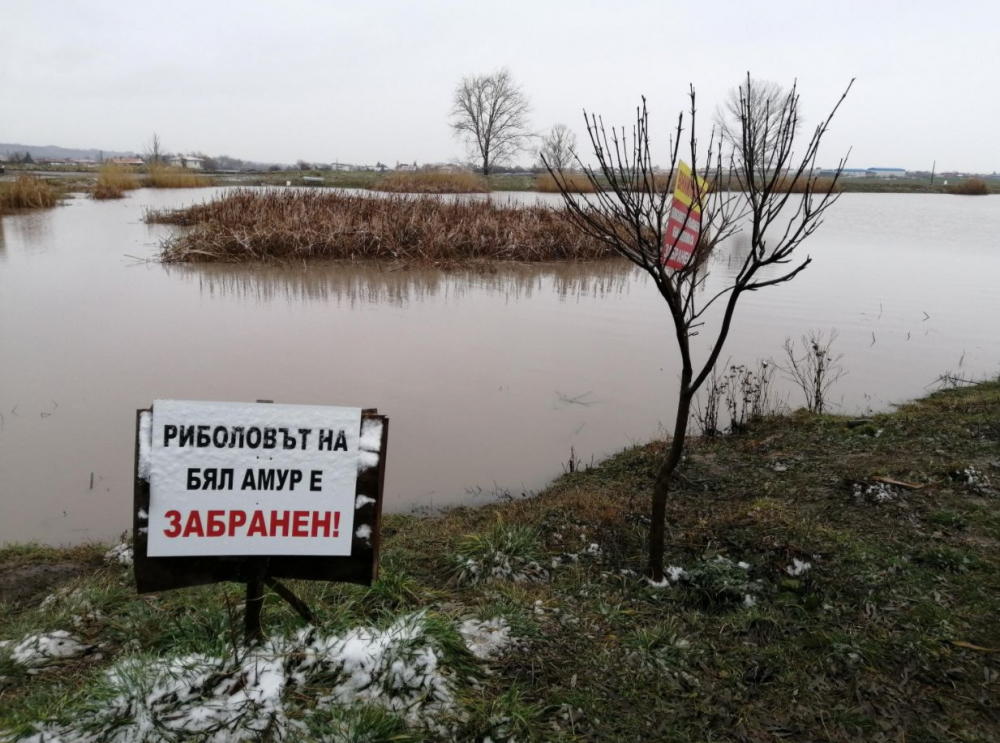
[1,189,997,545]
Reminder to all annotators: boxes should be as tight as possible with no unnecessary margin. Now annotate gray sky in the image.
[3,0,998,172]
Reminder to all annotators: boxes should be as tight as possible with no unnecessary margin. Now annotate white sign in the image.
[146,399,362,557]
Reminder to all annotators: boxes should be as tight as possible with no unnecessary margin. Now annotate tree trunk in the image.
[648,388,692,581]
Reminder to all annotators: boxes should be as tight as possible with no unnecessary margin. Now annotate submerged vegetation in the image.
[91,164,140,200]
[144,189,612,264]
[0,174,60,213]
[372,171,488,193]
[3,380,1000,739]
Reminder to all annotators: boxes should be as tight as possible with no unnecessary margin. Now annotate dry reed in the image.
[372,171,488,193]
[145,188,614,264]
[0,174,59,212]
[146,165,212,188]
[948,178,989,195]
[92,163,140,200]
[536,173,597,193]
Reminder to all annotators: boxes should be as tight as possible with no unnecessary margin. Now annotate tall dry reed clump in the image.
[536,173,597,193]
[372,171,488,193]
[146,165,211,188]
[145,188,613,264]
[92,163,140,200]
[0,174,59,213]
[948,178,989,195]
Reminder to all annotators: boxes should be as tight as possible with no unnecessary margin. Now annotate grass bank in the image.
[145,164,215,189]
[144,188,611,264]
[3,381,1000,739]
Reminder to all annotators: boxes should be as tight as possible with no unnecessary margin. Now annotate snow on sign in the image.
[143,399,368,557]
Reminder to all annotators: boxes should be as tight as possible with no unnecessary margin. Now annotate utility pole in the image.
[930,160,936,185]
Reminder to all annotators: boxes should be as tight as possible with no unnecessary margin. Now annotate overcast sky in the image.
[2,0,998,172]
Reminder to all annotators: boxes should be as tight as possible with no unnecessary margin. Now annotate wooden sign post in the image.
[133,399,388,644]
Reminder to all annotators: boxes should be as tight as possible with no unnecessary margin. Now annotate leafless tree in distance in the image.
[715,77,799,175]
[144,133,164,165]
[450,68,533,175]
[538,124,577,171]
[544,75,853,580]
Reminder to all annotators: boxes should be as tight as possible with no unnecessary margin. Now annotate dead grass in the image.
[91,164,140,200]
[146,165,212,189]
[948,177,989,195]
[0,174,59,212]
[536,172,597,193]
[145,188,613,264]
[372,171,489,194]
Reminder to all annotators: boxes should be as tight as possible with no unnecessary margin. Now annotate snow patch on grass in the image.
[22,613,477,741]
[104,542,134,567]
[458,618,513,660]
[0,630,92,670]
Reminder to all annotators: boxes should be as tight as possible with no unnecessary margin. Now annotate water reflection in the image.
[162,260,640,307]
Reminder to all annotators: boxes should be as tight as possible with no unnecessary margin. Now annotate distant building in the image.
[866,168,907,178]
[168,155,204,170]
[107,157,144,166]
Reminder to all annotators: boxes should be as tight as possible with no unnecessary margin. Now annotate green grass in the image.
[2,380,1000,739]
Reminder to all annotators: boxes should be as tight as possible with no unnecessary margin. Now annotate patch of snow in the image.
[786,558,812,576]
[104,542,133,567]
[743,594,757,608]
[355,524,372,542]
[137,410,153,481]
[647,576,671,589]
[666,565,687,582]
[26,613,475,740]
[358,450,379,472]
[3,630,91,669]
[736,561,751,570]
[360,419,383,452]
[854,481,897,504]
[458,618,514,660]
[355,494,376,509]
[585,543,602,556]
[137,508,149,520]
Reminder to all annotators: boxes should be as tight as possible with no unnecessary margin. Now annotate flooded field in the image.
[1,188,998,545]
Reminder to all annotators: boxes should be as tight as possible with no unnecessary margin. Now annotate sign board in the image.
[662,161,710,270]
[133,400,388,594]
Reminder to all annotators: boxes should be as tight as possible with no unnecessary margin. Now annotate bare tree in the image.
[144,133,164,165]
[544,76,853,580]
[777,330,846,414]
[450,68,533,176]
[538,124,577,171]
[715,77,797,176]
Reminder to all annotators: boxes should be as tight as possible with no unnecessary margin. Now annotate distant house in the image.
[168,155,204,170]
[107,157,144,166]
[866,168,907,178]
[396,163,417,172]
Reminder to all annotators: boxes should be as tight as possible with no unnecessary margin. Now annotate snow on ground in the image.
[18,612,516,741]
[458,618,513,660]
[104,542,134,567]
[0,630,92,670]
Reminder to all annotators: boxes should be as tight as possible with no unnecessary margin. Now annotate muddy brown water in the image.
[1,188,998,546]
